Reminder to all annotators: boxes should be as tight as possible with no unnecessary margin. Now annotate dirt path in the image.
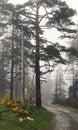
[43,104,78,130]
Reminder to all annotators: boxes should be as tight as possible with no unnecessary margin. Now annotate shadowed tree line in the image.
[53,34,78,108]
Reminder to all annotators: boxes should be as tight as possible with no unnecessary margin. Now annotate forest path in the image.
[43,104,78,130]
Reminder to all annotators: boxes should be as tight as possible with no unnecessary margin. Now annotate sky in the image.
[9,0,78,11]
[64,0,78,11]
[63,0,78,23]
[9,0,26,5]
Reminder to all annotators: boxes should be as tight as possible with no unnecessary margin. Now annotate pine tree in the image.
[13,0,76,107]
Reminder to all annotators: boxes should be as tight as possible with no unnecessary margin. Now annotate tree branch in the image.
[39,12,52,24]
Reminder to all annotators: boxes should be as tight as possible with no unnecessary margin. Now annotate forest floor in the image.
[43,103,78,130]
[0,103,52,130]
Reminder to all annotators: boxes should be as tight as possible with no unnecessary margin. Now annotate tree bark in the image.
[21,26,25,105]
[10,25,14,100]
[35,0,41,107]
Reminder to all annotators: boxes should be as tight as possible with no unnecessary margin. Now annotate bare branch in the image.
[39,12,52,24]
[41,69,53,75]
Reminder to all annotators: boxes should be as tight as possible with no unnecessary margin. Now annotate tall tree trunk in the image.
[15,64,18,99]
[72,61,75,98]
[10,25,14,100]
[21,26,25,105]
[55,70,58,101]
[59,74,62,98]
[35,0,41,107]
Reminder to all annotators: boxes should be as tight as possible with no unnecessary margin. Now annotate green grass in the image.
[0,106,52,130]
[63,105,78,113]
